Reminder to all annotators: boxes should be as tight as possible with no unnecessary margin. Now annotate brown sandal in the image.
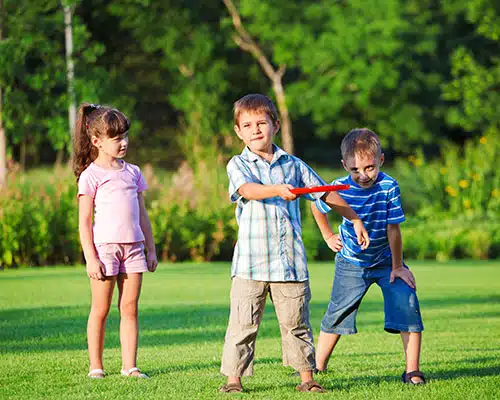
[219,383,244,393]
[296,380,327,392]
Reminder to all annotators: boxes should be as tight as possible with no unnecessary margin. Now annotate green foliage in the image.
[225,0,444,151]
[440,0,500,136]
[0,168,80,267]
[3,0,500,165]
[0,162,238,267]
[397,131,500,218]
[401,219,499,261]
[0,0,108,163]
[391,131,500,261]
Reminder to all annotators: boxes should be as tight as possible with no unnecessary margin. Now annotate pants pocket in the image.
[275,283,310,326]
[237,300,256,328]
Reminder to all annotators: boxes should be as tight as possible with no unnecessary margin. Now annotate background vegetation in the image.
[0,0,499,267]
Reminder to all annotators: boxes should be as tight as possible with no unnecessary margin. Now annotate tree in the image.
[0,0,106,168]
[63,1,76,154]
[223,0,294,154]
[107,1,234,157]
[0,0,6,186]
[441,0,500,136]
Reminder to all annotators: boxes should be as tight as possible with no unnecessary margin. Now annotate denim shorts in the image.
[321,254,424,335]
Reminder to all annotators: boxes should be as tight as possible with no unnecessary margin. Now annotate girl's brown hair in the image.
[72,103,130,180]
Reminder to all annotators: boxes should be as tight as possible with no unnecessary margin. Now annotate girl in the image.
[73,103,158,379]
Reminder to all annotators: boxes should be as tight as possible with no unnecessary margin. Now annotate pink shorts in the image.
[95,242,148,276]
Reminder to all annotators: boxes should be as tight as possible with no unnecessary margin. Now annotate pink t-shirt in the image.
[78,161,148,244]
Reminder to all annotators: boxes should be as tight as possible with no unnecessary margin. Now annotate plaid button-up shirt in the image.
[227,145,326,282]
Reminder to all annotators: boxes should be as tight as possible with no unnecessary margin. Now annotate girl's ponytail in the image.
[72,103,98,180]
[72,102,129,181]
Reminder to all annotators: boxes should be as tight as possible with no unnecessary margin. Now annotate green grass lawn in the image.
[1,261,499,399]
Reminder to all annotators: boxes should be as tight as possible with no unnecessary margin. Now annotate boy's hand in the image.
[147,251,158,272]
[390,267,416,289]
[353,219,370,250]
[276,184,297,201]
[325,234,343,252]
[87,257,106,281]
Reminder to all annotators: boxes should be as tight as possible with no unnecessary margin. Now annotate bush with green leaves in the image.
[395,130,500,260]
[0,168,80,267]
[1,129,499,268]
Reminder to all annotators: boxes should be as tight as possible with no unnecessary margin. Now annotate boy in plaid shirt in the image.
[219,94,369,393]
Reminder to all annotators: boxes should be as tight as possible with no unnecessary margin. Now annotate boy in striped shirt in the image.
[311,128,425,385]
[219,94,370,393]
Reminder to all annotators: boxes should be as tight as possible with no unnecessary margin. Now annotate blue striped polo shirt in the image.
[227,145,326,282]
[315,172,405,267]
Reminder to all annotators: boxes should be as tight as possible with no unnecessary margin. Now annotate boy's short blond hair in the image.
[233,94,279,126]
[341,128,382,160]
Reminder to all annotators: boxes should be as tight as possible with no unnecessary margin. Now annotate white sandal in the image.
[88,369,105,379]
[121,367,149,379]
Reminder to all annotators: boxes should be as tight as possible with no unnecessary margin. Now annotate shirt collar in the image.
[241,144,289,164]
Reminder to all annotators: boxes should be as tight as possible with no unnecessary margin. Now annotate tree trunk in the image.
[0,0,6,187]
[223,0,294,154]
[63,4,76,146]
[20,137,26,170]
[271,78,293,155]
[0,86,6,187]
[55,148,64,165]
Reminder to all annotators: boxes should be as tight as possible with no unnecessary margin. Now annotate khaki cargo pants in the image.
[220,277,316,376]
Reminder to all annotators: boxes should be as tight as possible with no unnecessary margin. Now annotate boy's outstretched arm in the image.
[321,191,370,249]
[387,223,416,289]
[238,183,297,201]
[310,202,342,252]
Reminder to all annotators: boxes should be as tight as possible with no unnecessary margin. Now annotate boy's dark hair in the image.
[341,128,382,160]
[233,94,279,126]
[72,103,130,180]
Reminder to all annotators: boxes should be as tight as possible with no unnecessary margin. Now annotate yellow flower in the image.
[458,179,469,189]
[414,158,423,167]
[472,173,481,181]
[440,167,447,175]
[479,136,487,144]
[492,189,499,198]
[463,199,471,209]
[445,186,458,197]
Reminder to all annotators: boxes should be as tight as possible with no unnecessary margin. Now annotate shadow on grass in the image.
[1,294,499,355]
[0,300,387,354]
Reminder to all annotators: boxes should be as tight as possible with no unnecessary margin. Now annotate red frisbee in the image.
[290,184,350,195]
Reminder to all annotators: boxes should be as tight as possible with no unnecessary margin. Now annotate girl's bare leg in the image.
[88,276,117,371]
[117,273,143,374]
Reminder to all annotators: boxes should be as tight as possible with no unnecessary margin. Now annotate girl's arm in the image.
[138,193,158,272]
[79,195,105,280]
[387,223,416,289]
